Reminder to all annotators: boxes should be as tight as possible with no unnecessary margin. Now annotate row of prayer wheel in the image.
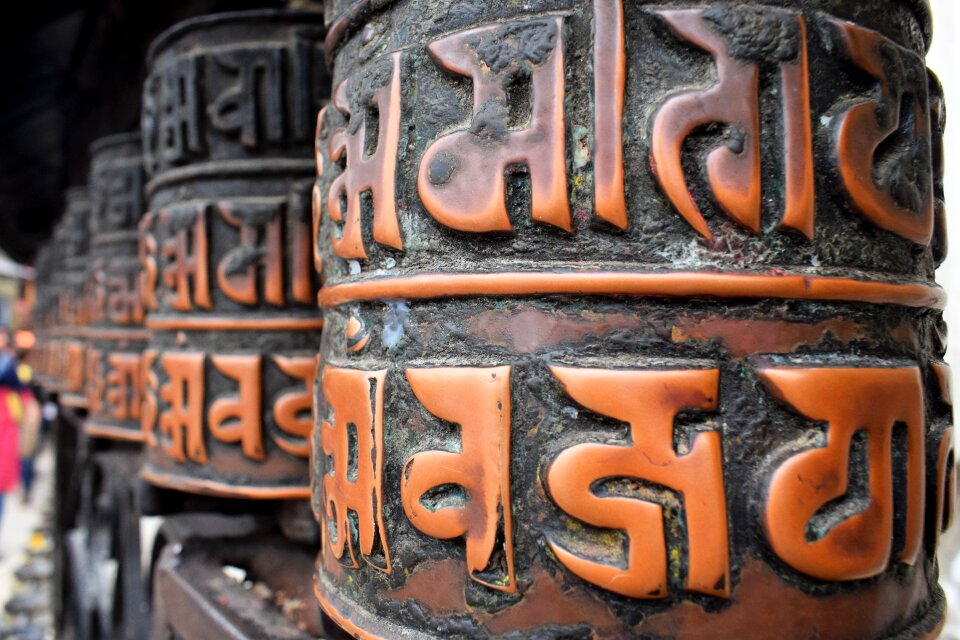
[30,0,958,637]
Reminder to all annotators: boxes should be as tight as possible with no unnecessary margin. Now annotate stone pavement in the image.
[0,445,54,638]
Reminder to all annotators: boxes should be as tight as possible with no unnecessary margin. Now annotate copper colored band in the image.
[140,468,310,500]
[84,328,150,341]
[59,394,88,410]
[312,581,945,640]
[48,328,86,338]
[145,317,324,331]
[314,582,387,640]
[145,158,316,197]
[84,423,147,443]
[319,271,945,310]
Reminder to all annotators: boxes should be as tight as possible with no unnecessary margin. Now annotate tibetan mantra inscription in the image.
[83,134,148,441]
[51,186,92,408]
[313,0,952,638]
[139,10,329,499]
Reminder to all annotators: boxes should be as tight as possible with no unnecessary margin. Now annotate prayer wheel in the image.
[312,0,952,638]
[52,186,91,407]
[83,133,148,441]
[31,245,54,388]
[138,11,328,498]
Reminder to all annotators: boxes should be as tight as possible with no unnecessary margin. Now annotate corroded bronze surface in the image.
[139,10,329,499]
[49,186,91,405]
[313,1,953,638]
[82,133,148,441]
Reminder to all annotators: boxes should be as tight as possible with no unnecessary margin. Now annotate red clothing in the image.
[0,387,22,493]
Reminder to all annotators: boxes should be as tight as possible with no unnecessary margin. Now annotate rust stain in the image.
[321,546,346,584]
[465,309,639,353]
[672,316,867,357]
[480,563,621,636]
[891,320,920,350]
[384,559,467,613]
[641,557,930,639]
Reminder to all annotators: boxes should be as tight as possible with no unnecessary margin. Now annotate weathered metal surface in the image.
[150,515,331,639]
[83,133,148,441]
[49,187,91,405]
[139,10,329,499]
[31,245,56,389]
[312,1,953,638]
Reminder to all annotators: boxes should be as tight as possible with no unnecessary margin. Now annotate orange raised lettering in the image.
[832,19,934,244]
[546,367,728,599]
[417,18,570,234]
[105,353,142,421]
[159,352,207,464]
[326,54,403,259]
[208,355,264,461]
[217,202,285,307]
[141,350,159,446]
[757,366,925,581]
[650,8,814,239]
[161,205,212,311]
[401,367,516,593]
[272,356,317,458]
[320,367,391,572]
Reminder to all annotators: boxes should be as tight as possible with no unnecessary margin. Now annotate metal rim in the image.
[89,131,141,157]
[147,9,326,66]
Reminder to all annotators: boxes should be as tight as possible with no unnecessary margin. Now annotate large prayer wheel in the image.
[138,11,328,498]
[51,186,91,407]
[312,1,952,638]
[83,133,148,441]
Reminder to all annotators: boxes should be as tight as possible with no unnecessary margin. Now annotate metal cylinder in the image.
[139,10,329,499]
[82,133,148,441]
[313,1,952,638]
[31,245,55,388]
[51,186,91,406]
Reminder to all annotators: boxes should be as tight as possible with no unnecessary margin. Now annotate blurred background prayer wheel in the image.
[31,245,55,389]
[83,133,148,441]
[50,187,91,407]
[313,0,953,638]
[139,10,328,499]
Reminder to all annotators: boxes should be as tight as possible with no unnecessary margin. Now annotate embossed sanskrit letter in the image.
[209,48,285,147]
[138,212,159,311]
[593,0,627,229]
[161,205,211,311]
[141,350,158,446]
[417,18,570,233]
[401,367,515,593]
[106,260,144,325]
[325,54,403,259]
[208,355,264,461]
[547,367,728,599]
[145,56,204,170]
[272,356,316,458]
[650,8,814,239]
[85,348,104,415]
[216,201,284,306]
[159,353,207,464]
[105,353,142,421]
[757,366,925,580]
[932,364,956,547]
[832,19,934,244]
[320,367,391,571]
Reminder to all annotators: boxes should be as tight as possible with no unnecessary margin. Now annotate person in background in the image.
[14,358,40,504]
[0,330,22,533]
